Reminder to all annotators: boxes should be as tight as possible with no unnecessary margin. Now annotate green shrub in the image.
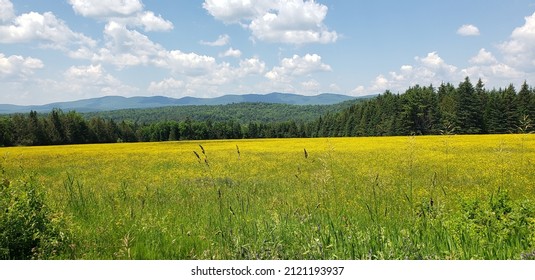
[0,175,72,259]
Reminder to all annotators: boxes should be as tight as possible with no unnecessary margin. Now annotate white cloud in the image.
[203,0,337,44]
[237,57,265,76]
[90,21,164,67]
[61,64,138,97]
[469,48,498,65]
[133,11,173,32]
[220,47,242,58]
[202,0,274,23]
[0,0,15,22]
[164,50,217,76]
[83,18,265,88]
[499,12,535,71]
[351,85,366,95]
[415,51,458,74]
[147,56,267,98]
[6,64,139,104]
[249,0,338,44]
[0,53,43,79]
[462,63,524,84]
[329,83,341,92]
[370,75,390,92]
[356,52,460,94]
[148,78,185,94]
[0,11,96,52]
[301,79,320,93]
[69,0,173,32]
[266,53,332,82]
[200,34,230,46]
[457,24,480,36]
[463,48,524,84]
[69,0,143,18]
[353,46,532,96]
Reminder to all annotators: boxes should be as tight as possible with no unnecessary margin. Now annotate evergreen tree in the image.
[457,77,483,134]
[503,84,519,132]
[517,81,534,131]
[485,89,507,133]
[438,83,459,134]
[475,79,488,133]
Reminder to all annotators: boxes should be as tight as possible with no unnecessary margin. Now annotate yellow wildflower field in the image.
[1,134,534,259]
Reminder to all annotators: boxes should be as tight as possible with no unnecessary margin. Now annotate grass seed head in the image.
[193,151,201,162]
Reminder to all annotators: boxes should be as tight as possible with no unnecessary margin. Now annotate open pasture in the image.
[2,135,535,259]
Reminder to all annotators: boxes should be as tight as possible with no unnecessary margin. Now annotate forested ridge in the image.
[81,100,360,124]
[1,77,534,147]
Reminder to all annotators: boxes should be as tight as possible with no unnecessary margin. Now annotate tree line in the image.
[82,101,357,124]
[314,78,534,137]
[0,109,312,146]
[1,77,534,147]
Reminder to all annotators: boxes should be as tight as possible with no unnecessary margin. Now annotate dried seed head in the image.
[193,151,201,162]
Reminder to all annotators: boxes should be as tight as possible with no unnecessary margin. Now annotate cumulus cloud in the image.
[68,0,173,32]
[0,11,96,52]
[237,57,265,76]
[462,48,524,84]
[499,12,535,71]
[0,0,15,22]
[415,51,458,75]
[148,57,266,98]
[89,21,164,67]
[148,77,185,94]
[202,0,273,23]
[353,45,532,96]
[164,50,217,76]
[301,79,320,93]
[200,34,230,46]
[203,0,337,44]
[462,63,524,84]
[220,47,242,58]
[69,0,143,18]
[0,52,43,79]
[132,11,173,32]
[81,18,265,88]
[62,64,138,96]
[469,48,498,65]
[266,53,331,82]
[457,24,480,36]
[355,52,460,94]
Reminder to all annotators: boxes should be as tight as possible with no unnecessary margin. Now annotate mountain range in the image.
[0,93,359,114]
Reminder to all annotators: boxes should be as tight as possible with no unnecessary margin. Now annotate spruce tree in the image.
[457,77,483,134]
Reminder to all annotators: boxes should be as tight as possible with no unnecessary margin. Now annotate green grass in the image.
[1,135,535,259]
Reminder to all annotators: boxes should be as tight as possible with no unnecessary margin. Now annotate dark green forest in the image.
[81,100,359,124]
[1,77,534,147]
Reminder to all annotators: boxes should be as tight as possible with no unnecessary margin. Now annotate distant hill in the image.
[81,99,369,124]
[0,93,360,114]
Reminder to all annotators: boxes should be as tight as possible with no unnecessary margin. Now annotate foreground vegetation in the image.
[1,135,534,259]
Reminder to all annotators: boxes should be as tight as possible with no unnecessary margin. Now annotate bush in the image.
[0,175,72,259]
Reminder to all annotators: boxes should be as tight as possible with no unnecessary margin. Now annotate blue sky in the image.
[1,0,535,105]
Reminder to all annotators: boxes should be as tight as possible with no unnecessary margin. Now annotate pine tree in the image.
[475,79,488,133]
[503,84,519,132]
[457,77,483,134]
[518,81,535,129]
[438,83,459,134]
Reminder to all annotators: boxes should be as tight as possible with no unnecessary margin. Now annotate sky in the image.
[2,0,535,105]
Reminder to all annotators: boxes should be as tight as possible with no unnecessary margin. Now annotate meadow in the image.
[1,134,535,259]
